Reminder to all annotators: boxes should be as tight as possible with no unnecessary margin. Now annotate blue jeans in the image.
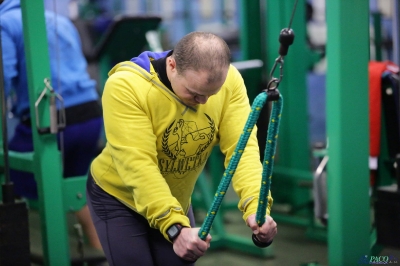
[8,117,102,199]
[86,174,196,266]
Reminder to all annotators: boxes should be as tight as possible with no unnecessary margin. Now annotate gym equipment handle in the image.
[198,91,283,249]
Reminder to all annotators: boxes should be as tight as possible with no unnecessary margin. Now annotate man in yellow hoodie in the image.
[86,31,277,265]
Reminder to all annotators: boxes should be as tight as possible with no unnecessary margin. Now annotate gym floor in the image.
[195,210,400,266]
[29,210,329,266]
[196,214,329,266]
[27,181,400,266]
[29,207,400,266]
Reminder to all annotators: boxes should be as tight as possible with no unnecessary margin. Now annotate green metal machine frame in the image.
[191,0,314,258]
[238,0,372,265]
[0,1,98,265]
[19,1,70,265]
[0,0,375,265]
[326,1,371,265]
[263,0,328,241]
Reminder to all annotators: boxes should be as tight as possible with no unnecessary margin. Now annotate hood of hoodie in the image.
[129,50,171,73]
[108,50,172,77]
[0,0,20,14]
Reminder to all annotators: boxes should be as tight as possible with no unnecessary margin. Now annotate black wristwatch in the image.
[167,224,183,241]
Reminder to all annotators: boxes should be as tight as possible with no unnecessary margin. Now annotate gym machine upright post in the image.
[20,1,70,265]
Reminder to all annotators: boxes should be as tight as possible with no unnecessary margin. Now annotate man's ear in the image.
[166,57,177,73]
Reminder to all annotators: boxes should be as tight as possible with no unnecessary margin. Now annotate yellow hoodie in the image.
[91,55,272,241]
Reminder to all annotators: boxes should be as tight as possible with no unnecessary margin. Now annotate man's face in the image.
[167,57,227,107]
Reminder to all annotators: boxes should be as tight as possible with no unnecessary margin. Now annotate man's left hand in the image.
[246,214,277,243]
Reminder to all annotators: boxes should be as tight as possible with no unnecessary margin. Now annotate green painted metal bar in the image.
[195,172,227,237]
[0,151,34,172]
[326,1,370,265]
[183,0,194,34]
[239,0,263,102]
[372,12,382,61]
[263,0,313,222]
[239,0,262,61]
[265,0,310,171]
[26,182,83,216]
[207,148,225,207]
[20,1,70,265]
[63,176,88,212]
[99,55,111,95]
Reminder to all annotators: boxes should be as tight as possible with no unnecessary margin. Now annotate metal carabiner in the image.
[268,56,284,89]
[264,56,284,102]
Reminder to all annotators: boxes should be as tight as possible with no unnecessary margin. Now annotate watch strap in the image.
[167,224,183,241]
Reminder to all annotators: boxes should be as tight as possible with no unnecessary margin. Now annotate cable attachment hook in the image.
[265,27,295,102]
[264,56,284,102]
[35,78,66,134]
[264,0,297,102]
[268,26,295,90]
[268,56,284,90]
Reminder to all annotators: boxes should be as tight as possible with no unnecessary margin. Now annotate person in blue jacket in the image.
[0,0,102,250]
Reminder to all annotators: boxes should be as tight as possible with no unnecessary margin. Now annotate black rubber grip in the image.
[252,234,273,248]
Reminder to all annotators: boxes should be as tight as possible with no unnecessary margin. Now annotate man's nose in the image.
[195,95,209,104]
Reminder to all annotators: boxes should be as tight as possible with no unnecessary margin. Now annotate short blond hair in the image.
[172,32,231,84]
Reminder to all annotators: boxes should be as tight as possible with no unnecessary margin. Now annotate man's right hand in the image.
[172,227,212,261]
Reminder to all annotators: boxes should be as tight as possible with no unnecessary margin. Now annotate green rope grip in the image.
[198,91,283,240]
[255,95,283,226]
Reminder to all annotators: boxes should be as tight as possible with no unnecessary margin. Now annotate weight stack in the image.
[0,201,30,265]
[375,184,400,248]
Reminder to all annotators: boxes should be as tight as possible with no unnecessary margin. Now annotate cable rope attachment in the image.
[197,0,298,248]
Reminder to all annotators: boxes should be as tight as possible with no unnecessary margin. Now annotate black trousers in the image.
[86,174,196,266]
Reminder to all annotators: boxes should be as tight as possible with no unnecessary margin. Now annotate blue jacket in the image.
[0,0,99,118]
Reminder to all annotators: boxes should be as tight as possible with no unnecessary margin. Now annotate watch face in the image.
[168,225,179,236]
